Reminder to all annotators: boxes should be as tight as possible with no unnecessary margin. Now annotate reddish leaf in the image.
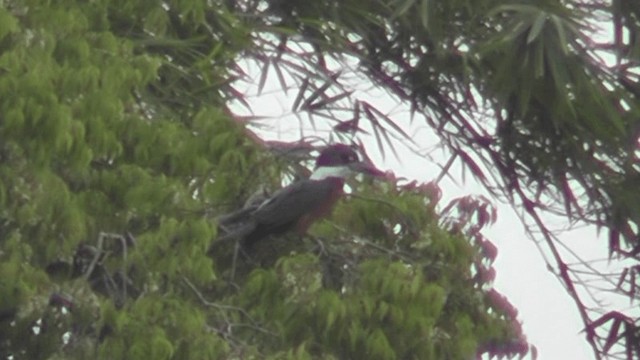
[307,91,353,111]
[531,345,538,360]
[422,181,443,205]
[481,240,499,263]
[457,150,487,182]
[257,58,270,95]
[291,77,310,112]
[609,229,620,258]
[301,80,333,110]
[616,267,629,292]
[272,61,288,94]
[334,119,361,133]
[226,86,252,112]
[630,267,637,299]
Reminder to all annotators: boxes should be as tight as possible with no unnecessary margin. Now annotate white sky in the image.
[229,51,638,358]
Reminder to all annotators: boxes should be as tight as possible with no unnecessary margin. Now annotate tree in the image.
[228,0,640,358]
[0,1,528,359]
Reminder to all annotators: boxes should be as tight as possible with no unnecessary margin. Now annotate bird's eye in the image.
[344,153,357,162]
[341,154,350,161]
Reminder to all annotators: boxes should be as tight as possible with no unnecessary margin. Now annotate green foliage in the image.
[209,182,525,359]
[0,0,526,359]
[0,0,259,358]
[99,296,229,360]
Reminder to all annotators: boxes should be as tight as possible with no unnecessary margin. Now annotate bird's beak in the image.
[349,161,387,177]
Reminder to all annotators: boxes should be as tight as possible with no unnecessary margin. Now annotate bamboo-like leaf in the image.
[367,101,413,141]
[457,150,487,182]
[488,4,540,17]
[306,90,352,111]
[527,13,547,44]
[545,48,575,117]
[292,77,310,112]
[226,85,252,112]
[533,38,546,78]
[549,15,570,55]
[301,80,333,111]
[615,267,628,291]
[272,61,288,94]
[505,21,532,42]
[420,0,430,30]
[360,101,409,159]
[392,0,416,19]
[257,58,270,95]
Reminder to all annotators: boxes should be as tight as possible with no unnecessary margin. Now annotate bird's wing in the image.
[252,179,339,228]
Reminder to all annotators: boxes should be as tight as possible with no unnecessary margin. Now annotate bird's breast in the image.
[295,177,345,233]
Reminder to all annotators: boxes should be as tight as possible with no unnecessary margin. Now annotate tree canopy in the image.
[0,0,638,359]
[0,1,527,359]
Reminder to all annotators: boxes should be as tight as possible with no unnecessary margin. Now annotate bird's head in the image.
[310,144,385,180]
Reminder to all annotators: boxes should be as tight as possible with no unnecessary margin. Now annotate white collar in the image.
[310,166,351,180]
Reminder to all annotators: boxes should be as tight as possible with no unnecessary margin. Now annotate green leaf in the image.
[0,8,18,40]
[527,13,547,44]
[420,0,430,30]
[392,0,416,19]
[366,329,394,360]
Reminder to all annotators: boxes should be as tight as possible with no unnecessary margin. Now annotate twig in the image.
[84,234,105,280]
[181,276,275,337]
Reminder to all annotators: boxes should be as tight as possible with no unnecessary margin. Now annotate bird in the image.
[211,144,385,250]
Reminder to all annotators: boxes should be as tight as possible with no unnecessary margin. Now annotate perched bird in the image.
[212,144,384,249]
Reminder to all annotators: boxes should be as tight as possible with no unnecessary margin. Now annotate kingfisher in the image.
[212,144,384,249]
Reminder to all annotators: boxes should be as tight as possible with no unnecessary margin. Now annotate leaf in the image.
[151,334,174,359]
[420,0,430,30]
[301,80,333,111]
[325,309,337,333]
[376,301,389,321]
[549,15,570,55]
[292,77,310,111]
[488,4,540,17]
[457,150,487,183]
[545,45,575,116]
[226,85,252,112]
[392,0,416,19]
[608,229,620,258]
[532,37,546,78]
[0,8,18,41]
[306,90,353,111]
[360,297,374,317]
[366,329,394,359]
[348,322,362,350]
[367,101,413,142]
[272,61,288,94]
[527,13,547,44]
[257,58,270,95]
